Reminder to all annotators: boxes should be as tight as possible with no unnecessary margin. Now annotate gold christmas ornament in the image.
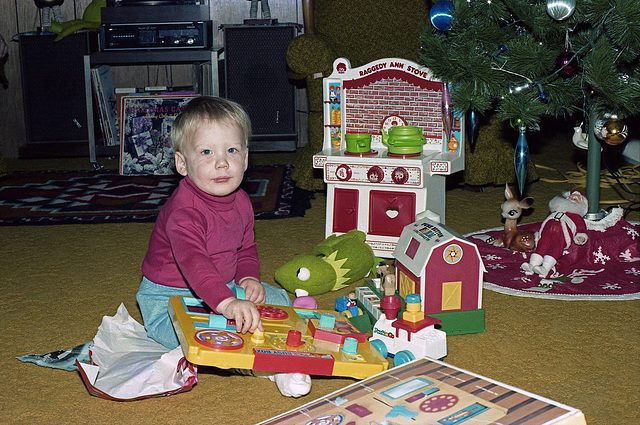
[601,117,628,146]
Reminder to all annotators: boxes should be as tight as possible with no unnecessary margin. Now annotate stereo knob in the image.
[187,38,195,45]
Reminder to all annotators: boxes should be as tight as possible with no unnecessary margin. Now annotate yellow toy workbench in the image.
[168,296,389,379]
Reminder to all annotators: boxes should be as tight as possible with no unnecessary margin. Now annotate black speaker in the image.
[20,33,96,143]
[224,25,297,149]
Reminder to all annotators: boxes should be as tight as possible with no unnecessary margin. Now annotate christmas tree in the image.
[419,0,640,211]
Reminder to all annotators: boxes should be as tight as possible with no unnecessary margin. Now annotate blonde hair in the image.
[170,96,252,153]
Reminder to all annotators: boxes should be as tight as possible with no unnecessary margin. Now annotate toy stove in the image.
[313,58,465,257]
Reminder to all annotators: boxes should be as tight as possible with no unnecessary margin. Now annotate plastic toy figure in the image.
[521,190,589,278]
[376,263,396,296]
[493,184,535,252]
[249,0,271,19]
[335,292,362,318]
[34,0,63,30]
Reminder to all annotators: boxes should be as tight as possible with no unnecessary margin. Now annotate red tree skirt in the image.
[467,208,640,300]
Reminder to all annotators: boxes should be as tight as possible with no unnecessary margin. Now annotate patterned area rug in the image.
[0,165,312,225]
[467,208,640,300]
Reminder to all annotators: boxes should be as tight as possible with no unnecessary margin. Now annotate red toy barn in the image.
[392,217,486,335]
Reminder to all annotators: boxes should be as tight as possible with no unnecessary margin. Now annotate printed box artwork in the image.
[258,358,587,425]
[119,94,197,175]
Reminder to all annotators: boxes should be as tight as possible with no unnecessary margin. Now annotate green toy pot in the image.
[380,125,426,154]
[345,133,372,153]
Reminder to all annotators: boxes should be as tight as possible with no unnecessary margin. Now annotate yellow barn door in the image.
[442,281,462,310]
[398,270,418,299]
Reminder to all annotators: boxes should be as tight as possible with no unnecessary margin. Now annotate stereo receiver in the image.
[100,21,211,50]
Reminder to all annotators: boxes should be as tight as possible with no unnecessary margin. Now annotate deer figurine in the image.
[493,184,536,252]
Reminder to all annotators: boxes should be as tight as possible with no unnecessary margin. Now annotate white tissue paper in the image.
[76,303,197,401]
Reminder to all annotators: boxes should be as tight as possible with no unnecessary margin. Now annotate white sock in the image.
[521,253,543,275]
[521,262,534,274]
[533,255,556,278]
[269,373,312,397]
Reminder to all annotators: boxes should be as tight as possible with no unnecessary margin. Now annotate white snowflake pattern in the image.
[515,275,533,284]
[566,268,605,279]
[592,246,611,265]
[487,263,506,270]
[546,269,562,279]
[482,254,502,261]
[626,267,640,277]
[545,268,604,284]
[623,225,639,240]
[620,249,640,262]
[600,282,622,291]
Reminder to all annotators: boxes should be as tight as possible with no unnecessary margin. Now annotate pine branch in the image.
[418,0,640,126]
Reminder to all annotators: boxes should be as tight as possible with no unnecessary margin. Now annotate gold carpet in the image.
[2,126,638,424]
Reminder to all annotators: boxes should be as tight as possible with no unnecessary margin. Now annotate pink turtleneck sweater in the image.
[141,176,260,311]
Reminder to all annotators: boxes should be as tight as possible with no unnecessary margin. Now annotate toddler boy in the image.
[136,96,310,397]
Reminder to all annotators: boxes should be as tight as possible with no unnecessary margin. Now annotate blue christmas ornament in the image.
[430,0,454,31]
[514,127,530,194]
[537,83,549,102]
[492,43,507,57]
[465,109,480,146]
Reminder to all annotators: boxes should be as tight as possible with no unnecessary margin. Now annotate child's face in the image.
[174,120,248,197]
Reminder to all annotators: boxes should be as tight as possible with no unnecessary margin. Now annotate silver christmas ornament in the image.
[546,0,576,21]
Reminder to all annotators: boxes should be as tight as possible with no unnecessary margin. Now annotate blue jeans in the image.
[136,277,291,349]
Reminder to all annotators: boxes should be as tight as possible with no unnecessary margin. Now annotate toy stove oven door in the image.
[326,174,445,258]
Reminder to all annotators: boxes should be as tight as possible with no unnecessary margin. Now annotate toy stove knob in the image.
[335,164,352,181]
[392,167,409,184]
[367,166,384,183]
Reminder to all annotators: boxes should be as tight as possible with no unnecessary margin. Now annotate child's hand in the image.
[238,277,266,304]
[216,297,264,334]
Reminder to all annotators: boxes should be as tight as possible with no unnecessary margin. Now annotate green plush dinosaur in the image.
[274,230,381,296]
[49,0,105,41]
